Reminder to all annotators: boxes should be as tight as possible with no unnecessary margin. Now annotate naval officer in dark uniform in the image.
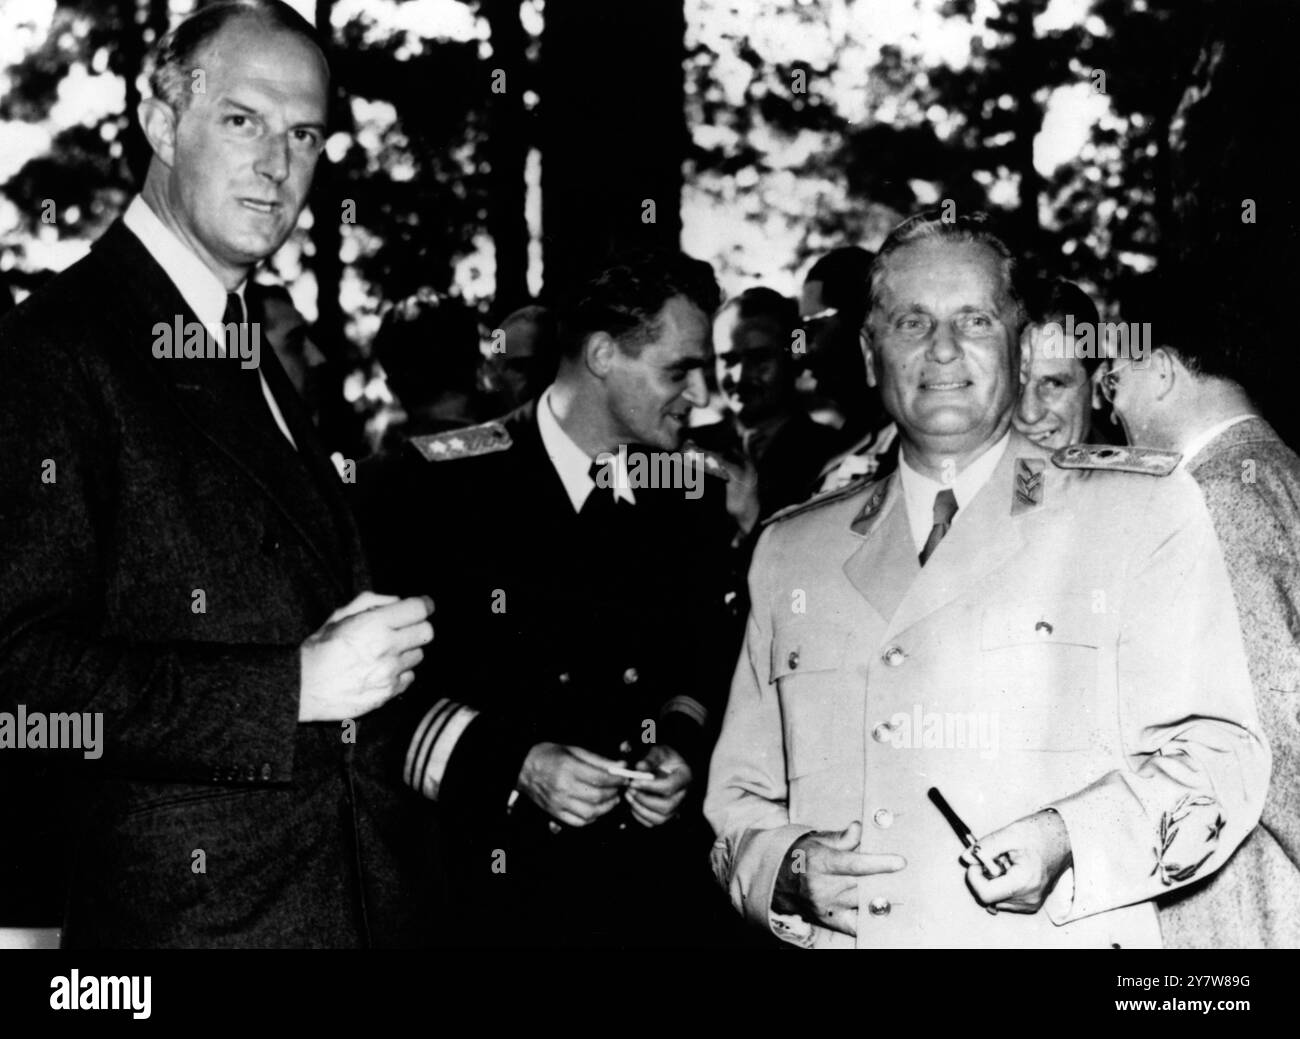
[356,251,741,946]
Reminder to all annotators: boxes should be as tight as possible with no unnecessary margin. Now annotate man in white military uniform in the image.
[704,212,1270,949]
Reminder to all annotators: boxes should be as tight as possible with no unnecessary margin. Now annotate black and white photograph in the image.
[0,0,1295,1019]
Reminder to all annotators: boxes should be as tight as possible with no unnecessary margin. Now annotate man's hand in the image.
[517,743,628,828]
[298,592,434,722]
[773,821,906,937]
[720,455,761,535]
[960,809,1073,914]
[625,744,692,827]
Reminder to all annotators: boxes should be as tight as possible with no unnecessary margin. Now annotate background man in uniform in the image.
[705,211,1269,948]
[1105,275,1300,947]
[0,0,435,947]
[357,251,740,946]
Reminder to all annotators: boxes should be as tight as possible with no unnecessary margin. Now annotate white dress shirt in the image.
[122,196,296,448]
[1178,413,1257,470]
[535,385,635,512]
[897,431,1010,554]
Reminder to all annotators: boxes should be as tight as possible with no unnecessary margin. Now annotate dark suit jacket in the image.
[0,220,440,948]
[355,402,741,944]
[690,411,845,522]
[1158,417,1300,947]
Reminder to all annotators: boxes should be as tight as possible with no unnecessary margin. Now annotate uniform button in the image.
[882,645,906,667]
[618,740,633,755]
[786,650,799,670]
[867,896,891,917]
[617,822,628,831]
[872,808,894,829]
[260,763,273,781]
[1035,620,1054,636]
[622,667,639,685]
[557,672,571,686]
[548,820,563,834]
[871,721,897,743]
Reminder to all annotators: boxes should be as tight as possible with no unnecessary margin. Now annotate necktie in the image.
[581,458,624,522]
[918,488,958,566]
[221,292,245,358]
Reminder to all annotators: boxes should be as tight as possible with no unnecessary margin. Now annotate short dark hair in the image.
[867,209,1025,330]
[374,292,481,406]
[1025,277,1104,374]
[804,246,875,317]
[148,0,326,113]
[556,250,720,359]
[717,287,799,348]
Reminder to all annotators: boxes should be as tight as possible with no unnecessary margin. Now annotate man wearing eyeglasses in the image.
[1103,275,1300,948]
[705,210,1269,949]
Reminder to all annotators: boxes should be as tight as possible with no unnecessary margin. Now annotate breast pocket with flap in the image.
[770,622,858,778]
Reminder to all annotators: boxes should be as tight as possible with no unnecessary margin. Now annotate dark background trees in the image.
[0,0,1295,410]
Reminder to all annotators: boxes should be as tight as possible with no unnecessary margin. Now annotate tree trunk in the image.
[540,0,687,297]
[483,0,531,314]
[308,0,346,362]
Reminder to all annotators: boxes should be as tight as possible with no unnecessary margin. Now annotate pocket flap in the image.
[980,597,1102,650]
[770,623,851,683]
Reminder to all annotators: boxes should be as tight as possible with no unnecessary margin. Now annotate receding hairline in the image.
[195,13,329,79]
[149,6,329,114]
[867,236,1024,328]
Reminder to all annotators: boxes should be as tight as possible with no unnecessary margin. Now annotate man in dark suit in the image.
[0,0,434,948]
[356,252,742,946]
[690,288,844,536]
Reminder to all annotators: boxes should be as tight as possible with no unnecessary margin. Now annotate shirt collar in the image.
[1178,413,1257,470]
[897,431,1010,553]
[535,386,636,512]
[123,196,244,336]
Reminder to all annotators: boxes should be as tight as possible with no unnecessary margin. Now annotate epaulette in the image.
[681,443,731,482]
[1051,443,1181,477]
[409,421,512,462]
[763,473,875,527]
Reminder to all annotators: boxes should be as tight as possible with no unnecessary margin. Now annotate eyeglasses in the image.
[1099,359,1133,403]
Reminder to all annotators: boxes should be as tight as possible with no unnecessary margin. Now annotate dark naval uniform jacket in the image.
[355,400,740,945]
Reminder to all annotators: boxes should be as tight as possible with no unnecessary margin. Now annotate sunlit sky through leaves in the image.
[0,0,1111,314]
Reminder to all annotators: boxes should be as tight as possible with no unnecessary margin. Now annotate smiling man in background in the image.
[1014,277,1113,451]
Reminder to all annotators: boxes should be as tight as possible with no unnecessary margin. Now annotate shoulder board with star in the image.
[409,421,512,462]
[762,473,876,527]
[1051,443,1181,477]
[681,443,731,482]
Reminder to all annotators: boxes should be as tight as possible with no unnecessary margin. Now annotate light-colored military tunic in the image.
[705,432,1270,948]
